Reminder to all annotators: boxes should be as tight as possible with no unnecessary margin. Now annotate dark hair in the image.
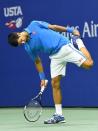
[8,32,19,47]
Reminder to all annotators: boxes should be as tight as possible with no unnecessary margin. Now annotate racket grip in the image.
[40,80,48,93]
[40,86,45,93]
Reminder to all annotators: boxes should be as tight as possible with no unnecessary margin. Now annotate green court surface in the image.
[0,107,98,131]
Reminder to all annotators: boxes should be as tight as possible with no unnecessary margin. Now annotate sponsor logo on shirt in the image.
[32,31,36,35]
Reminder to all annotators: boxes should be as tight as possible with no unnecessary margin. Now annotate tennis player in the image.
[8,20,93,124]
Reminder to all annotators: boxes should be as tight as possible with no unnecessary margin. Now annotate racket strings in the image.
[24,99,42,122]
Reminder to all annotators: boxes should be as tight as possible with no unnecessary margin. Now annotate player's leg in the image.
[49,56,66,115]
[51,75,62,115]
[44,75,65,124]
[71,36,94,69]
[79,47,93,69]
[44,54,66,124]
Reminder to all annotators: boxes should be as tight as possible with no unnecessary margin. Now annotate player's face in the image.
[17,32,27,45]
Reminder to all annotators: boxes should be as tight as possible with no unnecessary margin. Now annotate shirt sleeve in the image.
[33,20,49,29]
[24,44,38,61]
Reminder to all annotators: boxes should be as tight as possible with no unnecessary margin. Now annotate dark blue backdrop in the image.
[0,0,98,107]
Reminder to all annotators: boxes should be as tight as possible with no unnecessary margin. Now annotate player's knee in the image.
[51,78,60,89]
[90,59,94,67]
[82,59,94,69]
[87,59,94,68]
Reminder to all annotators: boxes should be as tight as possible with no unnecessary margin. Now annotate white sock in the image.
[55,104,62,115]
[76,38,85,50]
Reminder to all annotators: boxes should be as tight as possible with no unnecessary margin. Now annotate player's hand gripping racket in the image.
[23,80,48,122]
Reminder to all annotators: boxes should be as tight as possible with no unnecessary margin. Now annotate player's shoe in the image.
[71,35,85,49]
[71,35,80,48]
[71,35,80,44]
[44,114,66,124]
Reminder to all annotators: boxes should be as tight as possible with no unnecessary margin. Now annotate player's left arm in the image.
[48,24,80,36]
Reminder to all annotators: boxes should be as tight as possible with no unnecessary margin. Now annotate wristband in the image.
[39,72,46,80]
[66,27,74,33]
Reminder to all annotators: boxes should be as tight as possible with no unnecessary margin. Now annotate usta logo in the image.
[4,6,23,17]
[5,17,23,29]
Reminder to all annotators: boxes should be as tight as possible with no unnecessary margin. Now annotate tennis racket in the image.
[23,80,48,122]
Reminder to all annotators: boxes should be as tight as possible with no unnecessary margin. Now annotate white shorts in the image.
[49,43,86,78]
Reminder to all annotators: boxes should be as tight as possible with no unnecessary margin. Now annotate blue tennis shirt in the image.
[24,20,70,61]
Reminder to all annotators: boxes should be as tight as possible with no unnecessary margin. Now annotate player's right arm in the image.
[34,57,47,87]
[34,57,44,75]
[24,44,47,87]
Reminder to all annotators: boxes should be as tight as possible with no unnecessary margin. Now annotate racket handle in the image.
[40,80,48,93]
